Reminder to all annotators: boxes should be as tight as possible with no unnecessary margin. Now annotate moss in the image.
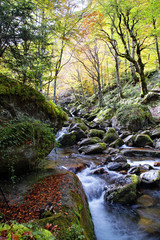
[103,131,119,145]
[106,175,139,204]
[107,127,117,134]
[116,104,153,131]
[94,108,115,122]
[0,74,68,124]
[0,117,55,177]
[88,129,105,139]
[134,134,153,147]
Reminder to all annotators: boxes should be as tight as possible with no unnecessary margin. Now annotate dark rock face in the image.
[58,131,77,147]
[78,143,106,154]
[115,104,153,132]
[107,162,130,172]
[104,175,139,204]
[134,134,153,147]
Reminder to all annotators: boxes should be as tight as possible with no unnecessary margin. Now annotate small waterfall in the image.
[77,165,159,240]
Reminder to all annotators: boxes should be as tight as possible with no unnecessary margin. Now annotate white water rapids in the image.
[77,165,159,240]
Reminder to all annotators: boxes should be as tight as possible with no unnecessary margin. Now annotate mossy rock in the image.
[103,128,119,145]
[104,175,139,204]
[37,169,96,240]
[79,137,100,147]
[116,104,153,132]
[93,108,115,123]
[58,131,77,147]
[109,138,124,148]
[0,74,68,130]
[134,134,153,147]
[88,129,105,139]
[0,118,55,178]
[78,143,106,154]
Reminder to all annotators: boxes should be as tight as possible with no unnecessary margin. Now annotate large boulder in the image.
[115,104,153,132]
[93,108,114,124]
[0,75,68,130]
[78,143,106,154]
[0,75,68,178]
[140,170,160,185]
[58,131,77,147]
[0,118,55,178]
[104,175,139,204]
[103,127,119,145]
[134,134,153,147]
[78,137,100,147]
[88,129,105,139]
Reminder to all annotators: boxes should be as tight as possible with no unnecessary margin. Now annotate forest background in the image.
[0,0,160,107]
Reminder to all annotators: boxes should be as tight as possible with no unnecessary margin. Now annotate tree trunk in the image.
[124,58,127,82]
[53,75,57,103]
[153,18,160,69]
[115,51,123,98]
[97,73,103,108]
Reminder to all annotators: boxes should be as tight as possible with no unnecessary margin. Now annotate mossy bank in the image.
[0,75,68,178]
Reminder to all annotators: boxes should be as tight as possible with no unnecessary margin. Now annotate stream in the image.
[48,146,160,240]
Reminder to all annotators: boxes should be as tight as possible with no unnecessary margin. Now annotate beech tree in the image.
[98,0,149,97]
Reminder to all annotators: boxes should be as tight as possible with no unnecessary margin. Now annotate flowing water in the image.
[48,129,160,240]
[77,165,160,240]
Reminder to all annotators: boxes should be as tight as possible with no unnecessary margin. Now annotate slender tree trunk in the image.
[153,18,160,69]
[91,67,96,94]
[106,55,110,90]
[53,75,57,103]
[137,48,148,96]
[125,58,127,82]
[78,70,86,104]
[97,73,103,107]
[115,51,123,98]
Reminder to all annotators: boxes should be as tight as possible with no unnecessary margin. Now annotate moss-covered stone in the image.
[134,134,153,147]
[37,169,96,240]
[103,128,119,145]
[116,104,153,132]
[58,131,77,147]
[0,74,68,129]
[93,108,115,123]
[88,129,105,139]
[104,175,139,204]
[78,143,106,154]
[0,118,55,178]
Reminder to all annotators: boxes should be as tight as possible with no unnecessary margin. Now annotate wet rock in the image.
[138,208,160,234]
[107,162,130,172]
[123,135,134,147]
[137,194,154,208]
[67,163,87,174]
[154,162,160,167]
[115,104,153,132]
[78,143,106,154]
[112,154,127,163]
[140,170,160,185]
[109,138,124,148]
[69,124,87,141]
[58,131,76,147]
[151,127,160,139]
[106,147,120,155]
[103,127,119,145]
[88,129,105,139]
[119,131,131,139]
[104,175,139,204]
[128,167,141,175]
[91,167,107,175]
[78,137,100,147]
[122,148,160,158]
[155,139,160,149]
[134,134,153,147]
